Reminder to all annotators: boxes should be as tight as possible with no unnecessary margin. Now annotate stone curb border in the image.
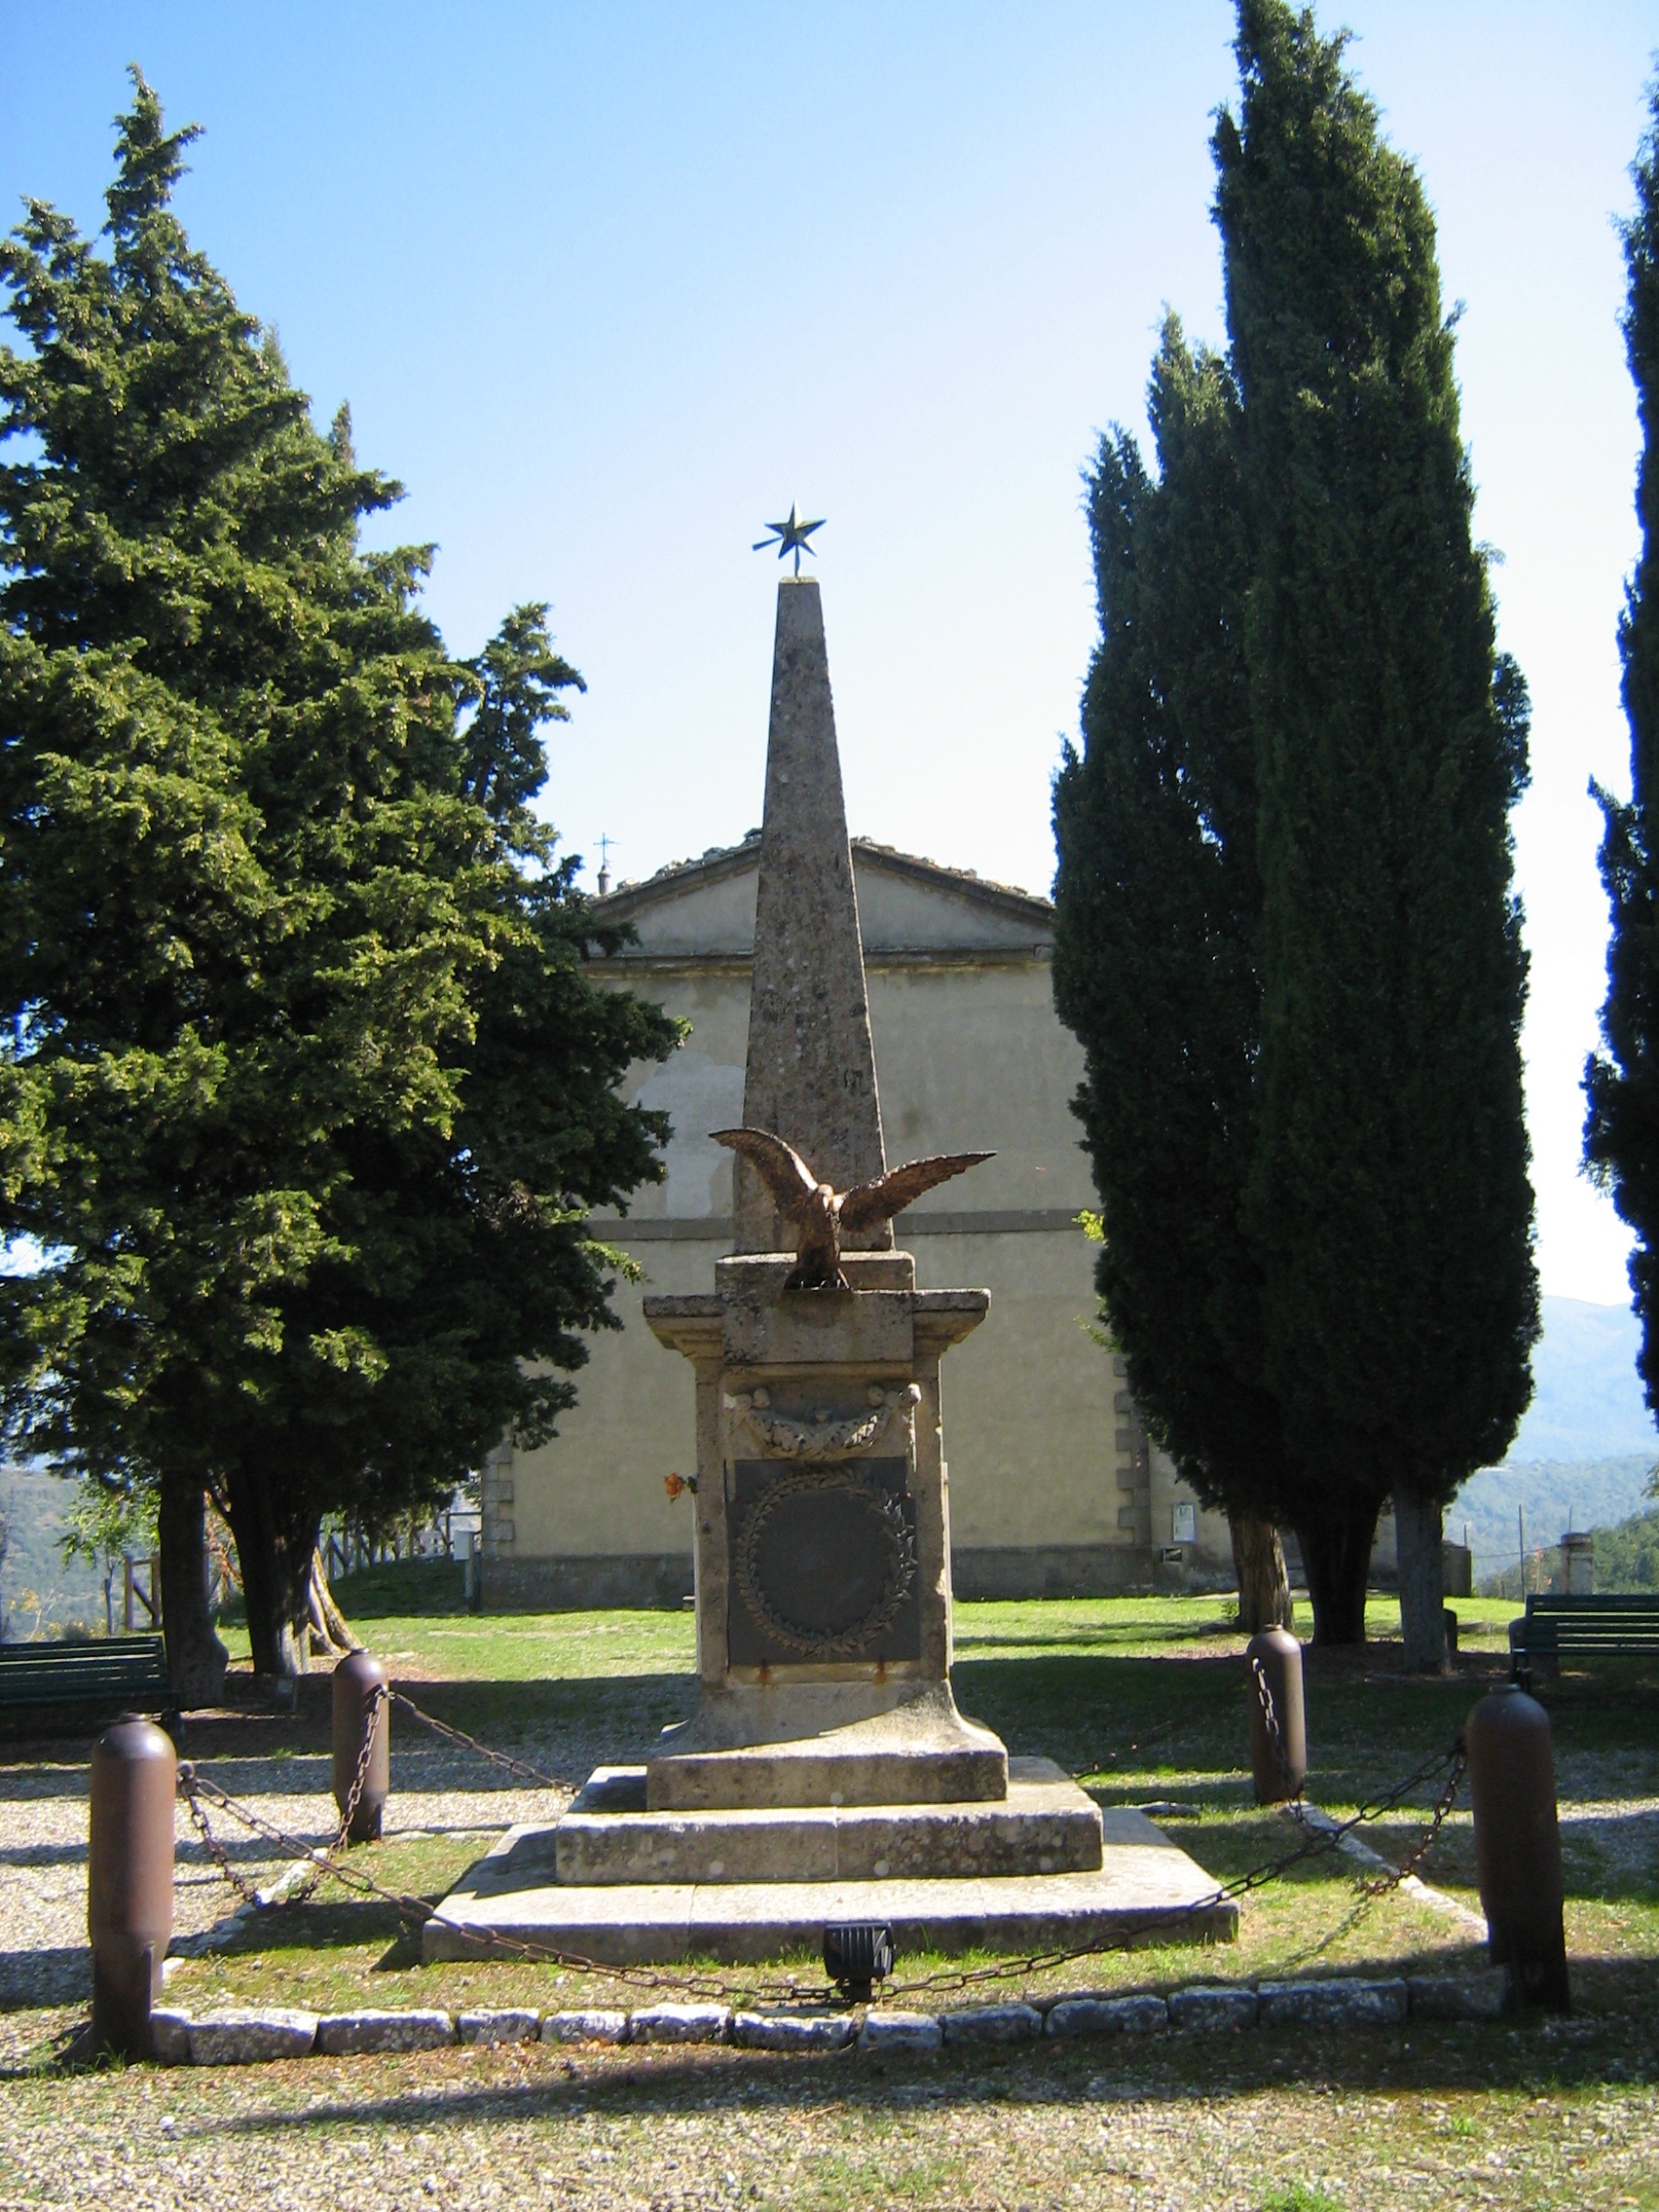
[141,1971,1508,2068]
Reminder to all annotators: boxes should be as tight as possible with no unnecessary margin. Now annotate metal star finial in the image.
[753,502,825,577]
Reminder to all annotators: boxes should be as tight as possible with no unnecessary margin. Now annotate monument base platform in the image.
[559,1757,1104,1883]
[424,1802,1236,1968]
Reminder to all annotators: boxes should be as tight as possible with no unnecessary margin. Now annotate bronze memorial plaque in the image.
[727,1457,922,1668]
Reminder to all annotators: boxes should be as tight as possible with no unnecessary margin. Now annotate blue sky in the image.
[2,2,1654,1305]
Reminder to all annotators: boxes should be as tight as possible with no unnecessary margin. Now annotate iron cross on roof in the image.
[753,502,825,576]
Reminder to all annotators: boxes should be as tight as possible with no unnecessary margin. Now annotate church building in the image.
[478,830,1233,1605]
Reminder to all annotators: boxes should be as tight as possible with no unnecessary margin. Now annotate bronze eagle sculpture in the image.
[713,1127,993,1290]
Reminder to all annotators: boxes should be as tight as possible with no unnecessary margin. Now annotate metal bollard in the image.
[331,1650,389,1841]
[88,1713,176,2058]
[1465,1683,1569,2009]
[1245,1625,1308,1804]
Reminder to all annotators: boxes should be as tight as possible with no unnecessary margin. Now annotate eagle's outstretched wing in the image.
[838,1152,994,1233]
[712,1127,820,1222]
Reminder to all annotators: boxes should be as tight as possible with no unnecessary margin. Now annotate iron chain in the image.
[178,1678,388,1914]
[174,1676,1468,2009]
[1360,1736,1469,1899]
[387,1690,564,1790]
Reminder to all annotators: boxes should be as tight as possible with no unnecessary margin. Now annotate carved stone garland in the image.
[726,1382,920,1461]
[730,1465,919,1660]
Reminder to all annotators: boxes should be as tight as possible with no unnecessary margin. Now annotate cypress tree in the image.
[1053,317,1293,1631]
[0,78,678,1682]
[1587,87,1659,1419]
[1215,0,1536,1648]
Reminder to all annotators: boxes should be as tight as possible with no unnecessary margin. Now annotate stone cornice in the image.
[590,1207,1085,1242]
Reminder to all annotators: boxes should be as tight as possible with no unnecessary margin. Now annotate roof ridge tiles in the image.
[605,835,1050,914]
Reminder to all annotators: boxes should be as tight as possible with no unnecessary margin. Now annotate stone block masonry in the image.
[458,2008,540,2046]
[540,2009,630,2044]
[315,2009,456,2055]
[1256,1977,1409,2029]
[142,1969,1513,2068]
[628,2003,733,2045]
[186,2008,318,2065]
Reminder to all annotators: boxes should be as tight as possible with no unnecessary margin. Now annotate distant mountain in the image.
[1506,1296,1653,1461]
[1452,1456,1655,1588]
[1448,1297,1655,1586]
[0,1465,111,1637]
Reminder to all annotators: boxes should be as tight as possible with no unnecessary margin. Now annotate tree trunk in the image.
[308,1547,360,1657]
[1294,1498,1382,1644]
[225,1471,319,1679]
[157,1476,228,1706]
[1230,1513,1293,1633]
[1395,1491,1449,1672]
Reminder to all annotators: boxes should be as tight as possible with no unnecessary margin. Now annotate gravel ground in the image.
[0,1737,571,2022]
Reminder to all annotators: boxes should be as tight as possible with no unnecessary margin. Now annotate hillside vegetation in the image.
[1592,1505,1659,1592]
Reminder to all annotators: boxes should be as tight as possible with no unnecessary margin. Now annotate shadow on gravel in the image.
[0,1840,86,1867]
[0,1947,88,2011]
[0,1670,700,1794]
[387,1673,698,1771]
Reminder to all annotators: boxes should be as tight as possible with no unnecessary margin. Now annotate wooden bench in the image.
[1508,1594,1659,1690]
[0,1633,170,1714]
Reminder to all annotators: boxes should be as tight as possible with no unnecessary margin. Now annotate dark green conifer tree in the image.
[1587,87,1659,1424]
[1053,318,1293,1632]
[1215,0,1536,1648]
[0,77,678,1684]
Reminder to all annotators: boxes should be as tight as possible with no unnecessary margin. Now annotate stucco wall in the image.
[492,851,1233,1604]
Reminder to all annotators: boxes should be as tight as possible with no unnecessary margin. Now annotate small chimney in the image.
[1559,1531,1594,1596]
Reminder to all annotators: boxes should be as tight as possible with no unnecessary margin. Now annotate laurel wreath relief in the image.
[731,1466,919,1659]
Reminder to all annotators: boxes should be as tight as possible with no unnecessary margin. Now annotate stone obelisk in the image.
[734,576,890,1253]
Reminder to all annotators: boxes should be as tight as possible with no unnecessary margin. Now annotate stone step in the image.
[423,1806,1235,1968]
[645,1683,1009,1810]
[550,1757,1104,1885]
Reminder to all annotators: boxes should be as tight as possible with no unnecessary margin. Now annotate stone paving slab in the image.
[1168,1982,1259,2031]
[629,2003,732,2045]
[859,2009,943,2052]
[1406,1971,1508,2020]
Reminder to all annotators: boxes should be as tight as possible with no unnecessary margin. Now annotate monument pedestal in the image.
[424,1253,1235,1965]
[641,1249,1004,1813]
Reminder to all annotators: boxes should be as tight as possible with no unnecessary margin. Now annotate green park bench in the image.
[1508,1593,1659,1691]
[0,1633,170,1716]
